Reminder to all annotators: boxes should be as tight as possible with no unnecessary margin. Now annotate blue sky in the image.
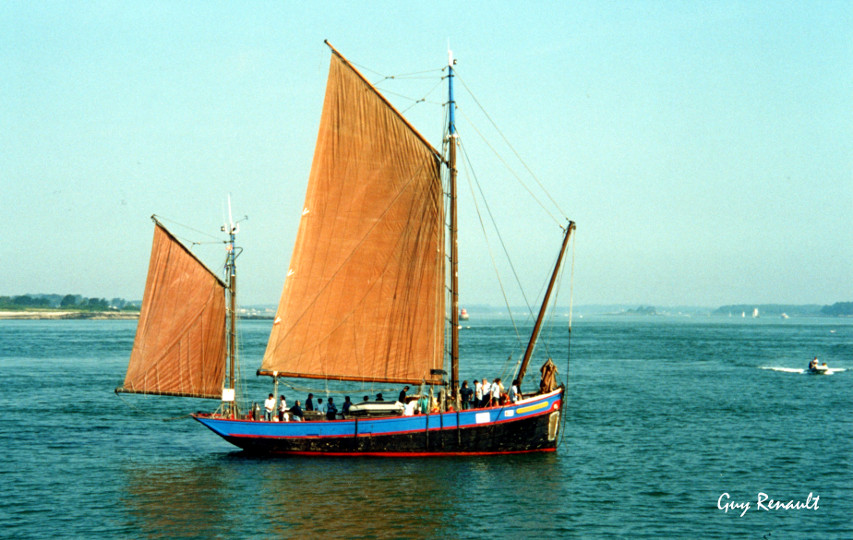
[3,1,851,307]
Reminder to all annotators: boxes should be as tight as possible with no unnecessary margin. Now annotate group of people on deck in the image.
[261,392,355,422]
[258,378,521,422]
[458,377,521,410]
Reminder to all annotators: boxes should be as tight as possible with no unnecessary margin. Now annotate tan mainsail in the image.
[261,48,445,384]
[119,223,227,398]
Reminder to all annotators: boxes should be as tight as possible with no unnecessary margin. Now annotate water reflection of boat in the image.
[117,42,573,456]
[123,452,560,536]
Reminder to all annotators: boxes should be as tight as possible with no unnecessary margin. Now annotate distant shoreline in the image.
[0,310,278,321]
[0,310,139,320]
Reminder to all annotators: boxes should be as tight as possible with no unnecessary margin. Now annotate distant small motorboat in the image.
[781,313,789,319]
[808,357,830,374]
[809,364,830,374]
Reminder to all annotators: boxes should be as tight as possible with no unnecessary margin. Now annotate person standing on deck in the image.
[482,379,492,407]
[326,397,337,420]
[263,393,275,421]
[509,380,520,403]
[398,385,409,404]
[417,393,429,414]
[460,380,473,410]
[492,378,504,405]
[342,396,353,416]
[474,379,483,408]
[305,393,315,411]
[278,395,288,421]
[289,400,304,421]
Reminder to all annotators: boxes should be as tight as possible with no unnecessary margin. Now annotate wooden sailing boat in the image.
[118,42,575,456]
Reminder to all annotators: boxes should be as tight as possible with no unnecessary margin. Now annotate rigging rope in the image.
[347,61,446,114]
[458,108,561,227]
[460,138,553,344]
[557,231,575,448]
[456,139,525,347]
[455,73,566,221]
[455,127,572,363]
[153,214,223,245]
[275,379,400,397]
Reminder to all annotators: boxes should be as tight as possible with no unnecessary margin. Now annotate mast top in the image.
[447,48,457,138]
[222,194,240,236]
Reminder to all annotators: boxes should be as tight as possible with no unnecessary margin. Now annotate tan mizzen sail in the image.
[260,44,445,385]
[118,221,227,398]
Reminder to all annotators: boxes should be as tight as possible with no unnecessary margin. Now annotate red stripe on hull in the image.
[263,448,558,457]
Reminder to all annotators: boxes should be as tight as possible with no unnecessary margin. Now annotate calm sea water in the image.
[1,316,850,538]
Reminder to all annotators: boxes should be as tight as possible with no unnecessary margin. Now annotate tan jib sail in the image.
[118,222,227,398]
[260,46,445,385]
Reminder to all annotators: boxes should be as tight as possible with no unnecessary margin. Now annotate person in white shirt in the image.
[278,395,289,421]
[492,377,504,404]
[263,393,275,421]
[404,400,417,416]
[482,379,491,407]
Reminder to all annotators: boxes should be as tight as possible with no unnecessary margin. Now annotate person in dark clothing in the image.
[376,393,384,401]
[305,393,315,411]
[342,396,353,416]
[326,397,338,420]
[289,400,304,422]
[398,386,410,404]
[459,380,473,410]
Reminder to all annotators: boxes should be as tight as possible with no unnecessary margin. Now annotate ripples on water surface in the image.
[1,317,850,538]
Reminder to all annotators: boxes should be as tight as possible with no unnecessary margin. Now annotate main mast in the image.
[447,50,460,400]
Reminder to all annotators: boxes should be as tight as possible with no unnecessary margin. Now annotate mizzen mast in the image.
[223,200,240,418]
